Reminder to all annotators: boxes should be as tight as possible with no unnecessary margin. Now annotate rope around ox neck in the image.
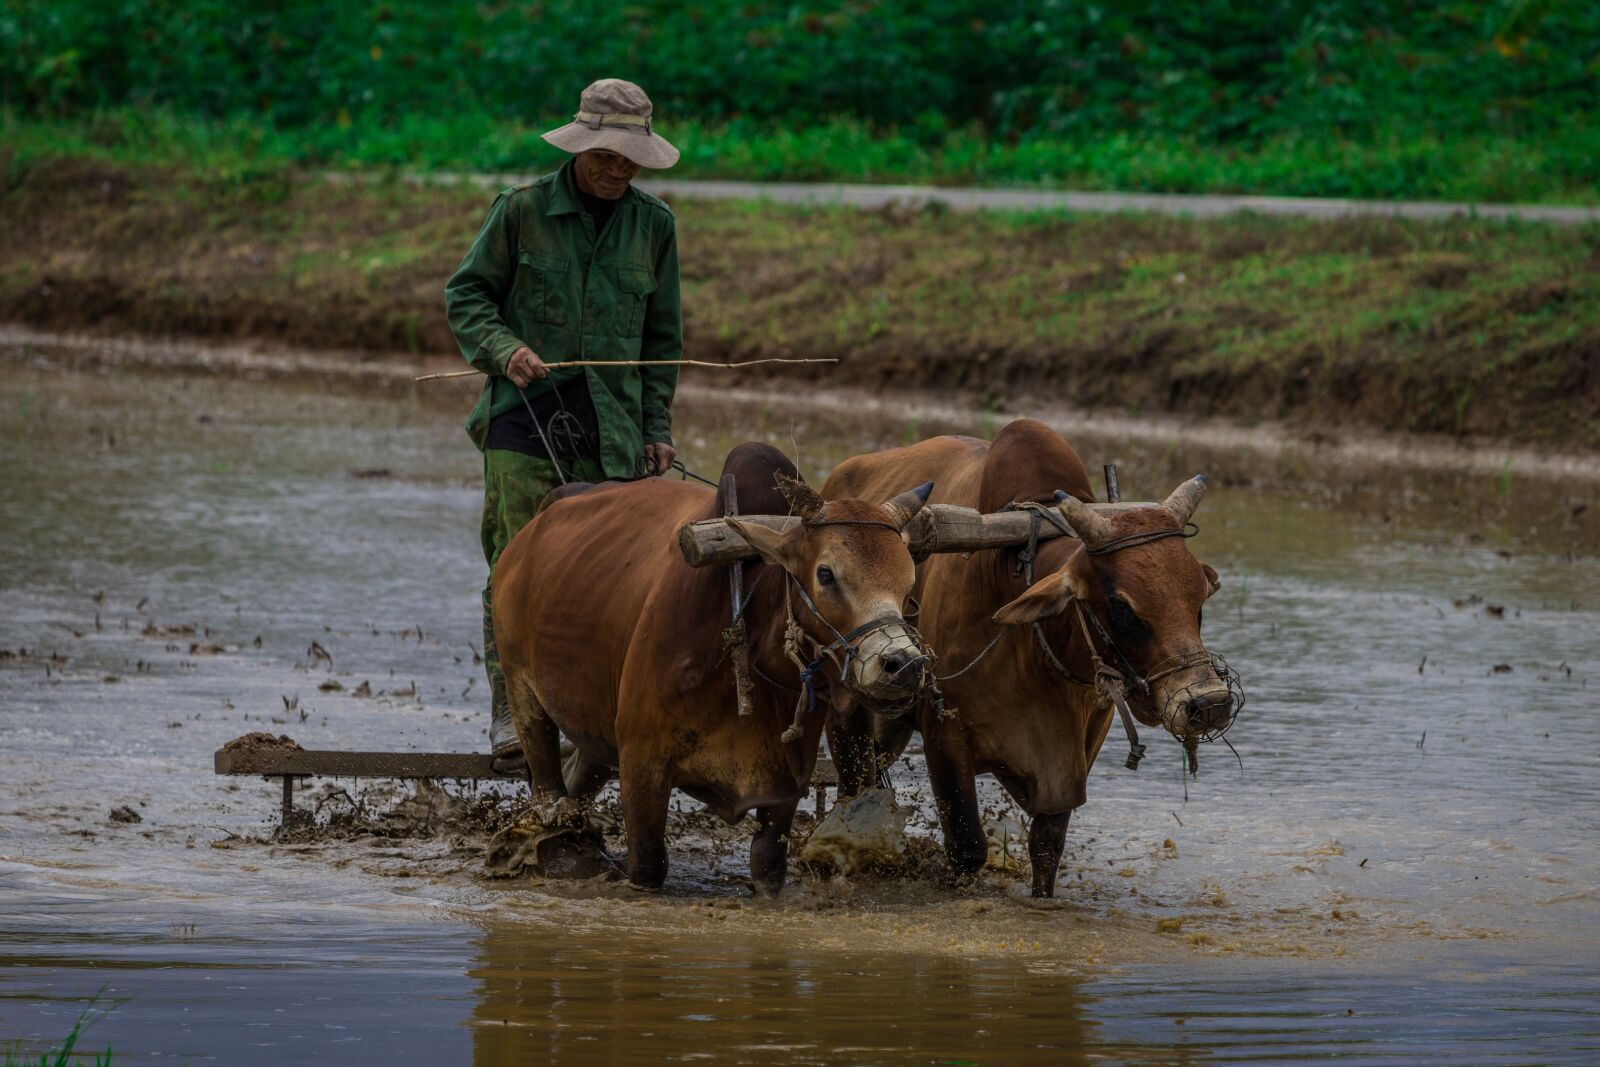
[1006,500,1176,771]
[774,574,939,743]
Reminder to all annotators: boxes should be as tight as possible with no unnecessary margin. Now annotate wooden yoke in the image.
[677,501,1162,567]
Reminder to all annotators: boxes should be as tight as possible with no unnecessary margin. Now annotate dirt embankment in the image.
[4,156,1598,448]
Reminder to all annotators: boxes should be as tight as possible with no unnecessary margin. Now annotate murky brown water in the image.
[2,337,1598,1063]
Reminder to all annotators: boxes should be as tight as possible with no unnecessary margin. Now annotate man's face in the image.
[573,149,641,200]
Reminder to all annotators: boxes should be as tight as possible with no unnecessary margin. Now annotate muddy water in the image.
[2,343,1598,1063]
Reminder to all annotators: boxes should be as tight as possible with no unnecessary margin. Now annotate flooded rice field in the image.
[2,336,1598,1063]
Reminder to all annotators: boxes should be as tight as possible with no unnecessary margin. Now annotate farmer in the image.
[445,78,683,770]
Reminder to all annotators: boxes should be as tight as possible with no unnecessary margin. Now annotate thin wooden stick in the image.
[413,357,839,383]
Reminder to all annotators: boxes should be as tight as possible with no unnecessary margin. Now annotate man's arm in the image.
[639,216,682,449]
[444,192,529,377]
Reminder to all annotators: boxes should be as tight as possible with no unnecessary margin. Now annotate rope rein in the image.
[511,376,720,487]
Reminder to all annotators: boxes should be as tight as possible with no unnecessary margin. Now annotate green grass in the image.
[1,1043,111,1067]
[5,108,1597,205]
[2,988,118,1066]
[2,149,1596,448]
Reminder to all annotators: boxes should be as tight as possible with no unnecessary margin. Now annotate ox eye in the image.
[816,565,835,586]
[1107,597,1148,641]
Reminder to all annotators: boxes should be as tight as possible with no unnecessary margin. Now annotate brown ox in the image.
[823,420,1234,897]
[493,443,933,893]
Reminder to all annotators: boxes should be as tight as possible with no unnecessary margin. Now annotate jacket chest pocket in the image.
[515,251,572,327]
[616,267,657,337]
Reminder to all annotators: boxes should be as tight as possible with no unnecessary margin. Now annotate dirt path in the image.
[339,171,1600,225]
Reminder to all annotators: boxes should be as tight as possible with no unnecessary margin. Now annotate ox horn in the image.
[1161,474,1207,525]
[1053,490,1113,550]
[881,481,934,530]
[774,473,826,523]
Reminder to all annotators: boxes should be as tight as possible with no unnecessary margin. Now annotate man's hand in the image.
[643,441,677,475]
[505,346,548,388]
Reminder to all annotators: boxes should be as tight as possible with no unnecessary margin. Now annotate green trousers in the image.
[481,449,606,755]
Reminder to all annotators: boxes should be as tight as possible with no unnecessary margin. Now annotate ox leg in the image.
[921,722,988,879]
[750,799,799,897]
[1027,811,1072,898]
[826,703,881,800]
[508,680,566,804]
[619,758,671,890]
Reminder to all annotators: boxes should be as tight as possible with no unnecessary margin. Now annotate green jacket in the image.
[444,159,682,479]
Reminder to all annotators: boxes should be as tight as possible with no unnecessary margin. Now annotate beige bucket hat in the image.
[542,79,680,169]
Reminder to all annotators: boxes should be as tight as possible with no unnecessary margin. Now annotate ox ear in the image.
[726,518,800,570]
[1201,562,1222,598]
[992,563,1091,626]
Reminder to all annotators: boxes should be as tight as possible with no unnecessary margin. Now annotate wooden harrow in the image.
[214,740,840,827]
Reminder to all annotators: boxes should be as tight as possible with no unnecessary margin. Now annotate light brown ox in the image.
[493,443,934,893]
[822,420,1234,897]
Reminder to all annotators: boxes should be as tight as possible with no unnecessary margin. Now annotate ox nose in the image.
[881,649,928,689]
[1185,690,1235,731]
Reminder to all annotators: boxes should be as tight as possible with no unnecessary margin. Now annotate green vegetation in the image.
[2,1043,110,1067]
[4,154,1595,446]
[5,107,1595,204]
[2,1,1597,202]
[2,989,115,1066]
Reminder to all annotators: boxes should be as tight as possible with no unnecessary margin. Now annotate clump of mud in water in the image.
[798,789,908,875]
[221,732,302,756]
[484,798,619,882]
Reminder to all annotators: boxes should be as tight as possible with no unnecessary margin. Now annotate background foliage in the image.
[1,1,1596,198]
[5,1,1598,139]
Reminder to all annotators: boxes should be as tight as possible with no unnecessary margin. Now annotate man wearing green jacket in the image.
[445,78,683,769]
